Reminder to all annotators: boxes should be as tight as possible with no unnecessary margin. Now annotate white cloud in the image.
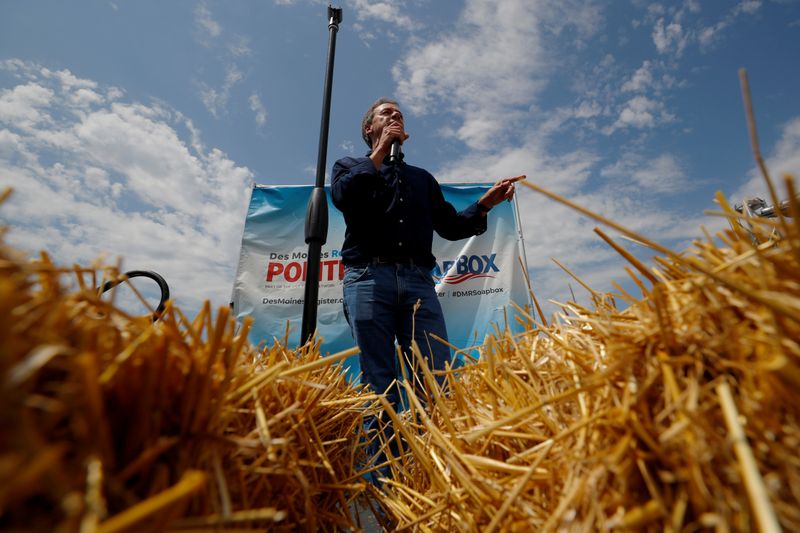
[436,137,596,196]
[735,1,762,16]
[0,61,254,314]
[426,131,712,312]
[574,100,603,119]
[249,93,267,127]
[617,97,656,128]
[351,22,378,47]
[195,1,222,44]
[45,67,99,92]
[647,3,666,18]
[697,23,724,48]
[392,0,602,150]
[228,35,253,58]
[200,64,244,118]
[601,152,689,193]
[704,1,762,48]
[732,115,800,203]
[351,0,416,31]
[605,95,675,133]
[0,83,55,130]
[652,17,690,56]
[192,3,253,122]
[651,0,765,53]
[621,60,654,92]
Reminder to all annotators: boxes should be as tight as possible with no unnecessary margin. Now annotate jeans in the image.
[343,262,452,481]
[343,262,451,409]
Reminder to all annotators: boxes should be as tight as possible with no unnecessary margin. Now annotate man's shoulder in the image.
[334,155,369,167]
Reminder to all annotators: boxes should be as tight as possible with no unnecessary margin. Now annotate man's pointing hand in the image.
[478,175,525,214]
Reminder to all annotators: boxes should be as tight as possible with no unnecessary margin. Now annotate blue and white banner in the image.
[231,184,531,378]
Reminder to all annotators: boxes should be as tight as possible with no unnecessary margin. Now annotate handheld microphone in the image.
[389,140,402,165]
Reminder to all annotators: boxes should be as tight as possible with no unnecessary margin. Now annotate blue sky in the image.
[1,0,799,319]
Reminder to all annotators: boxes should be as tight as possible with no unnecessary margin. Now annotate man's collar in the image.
[366,151,405,164]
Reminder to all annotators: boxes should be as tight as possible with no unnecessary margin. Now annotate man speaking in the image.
[331,97,519,426]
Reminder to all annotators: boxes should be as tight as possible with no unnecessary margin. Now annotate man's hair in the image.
[361,97,398,148]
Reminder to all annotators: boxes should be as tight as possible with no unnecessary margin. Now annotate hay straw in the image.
[363,171,800,530]
[0,193,379,531]
[2,70,799,530]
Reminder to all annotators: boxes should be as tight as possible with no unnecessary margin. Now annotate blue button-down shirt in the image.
[331,155,487,268]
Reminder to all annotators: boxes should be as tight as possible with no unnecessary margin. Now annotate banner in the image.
[231,184,531,379]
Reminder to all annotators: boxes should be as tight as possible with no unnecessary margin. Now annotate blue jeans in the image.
[343,262,452,481]
[343,262,452,410]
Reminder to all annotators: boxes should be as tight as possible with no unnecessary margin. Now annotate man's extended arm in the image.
[432,175,524,240]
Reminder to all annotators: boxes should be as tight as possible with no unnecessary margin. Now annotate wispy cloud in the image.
[249,92,267,127]
[652,15,691,57]
[194,1,222,45]
[644,0,764,56]
[733,115,800,202]
[604,95,676,134]
[351,0,417,31]
[564,57,682,137]
[0,60,253,313]
[193,2,255,121]
[228,35,253,58]
[736,1,762,16]
[621,60,655,93]
[601,152,690,194]
[697,1,763,49]
[200,64,244,118]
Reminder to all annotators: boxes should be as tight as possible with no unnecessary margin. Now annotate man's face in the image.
[366,102,404,142]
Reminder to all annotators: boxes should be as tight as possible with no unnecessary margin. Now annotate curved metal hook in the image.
[100,270,170,321]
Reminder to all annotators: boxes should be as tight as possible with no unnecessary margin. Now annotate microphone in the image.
[389,140,402,165]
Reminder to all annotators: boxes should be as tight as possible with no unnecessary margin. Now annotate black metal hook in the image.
[100,270,170,321]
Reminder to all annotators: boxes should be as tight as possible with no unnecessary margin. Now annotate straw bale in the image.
[369,179,800,531]
[0,193,377,532]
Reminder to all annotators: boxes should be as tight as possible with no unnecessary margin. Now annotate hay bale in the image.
[0,191,377,532]
[369,178,800,531]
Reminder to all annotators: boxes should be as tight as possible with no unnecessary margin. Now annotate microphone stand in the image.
[301,5,342,346]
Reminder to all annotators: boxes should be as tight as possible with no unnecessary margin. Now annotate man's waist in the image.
[372,256,417,266]
[343,252,433,268]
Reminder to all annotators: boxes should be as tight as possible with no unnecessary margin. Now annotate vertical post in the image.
[301,5,342,345]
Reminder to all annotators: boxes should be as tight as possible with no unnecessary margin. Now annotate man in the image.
[331,97,519,416]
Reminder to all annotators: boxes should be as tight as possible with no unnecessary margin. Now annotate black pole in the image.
[301,5,342,345]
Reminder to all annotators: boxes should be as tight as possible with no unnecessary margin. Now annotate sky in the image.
[1,0,799,323]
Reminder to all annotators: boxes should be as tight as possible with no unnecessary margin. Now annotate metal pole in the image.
[301,5,342,345]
